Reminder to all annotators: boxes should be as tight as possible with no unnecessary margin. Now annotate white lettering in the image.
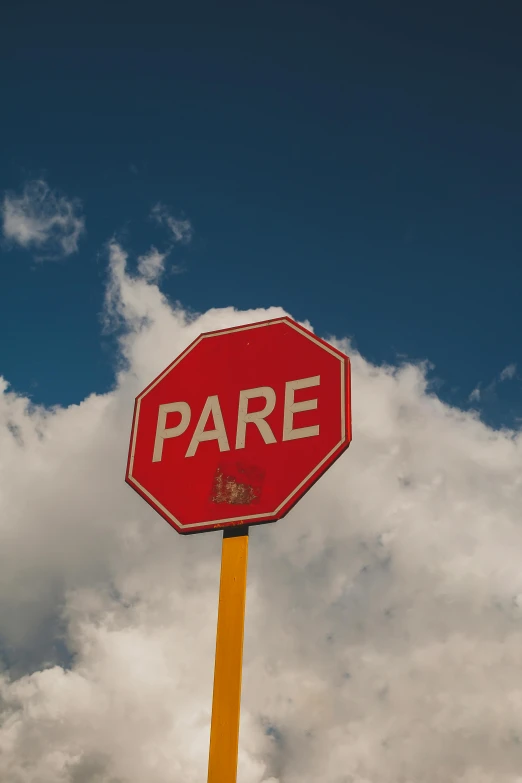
[235,386,277,449]
[185,395,230,457]
[152,402,191,462]
[283,376,320,441]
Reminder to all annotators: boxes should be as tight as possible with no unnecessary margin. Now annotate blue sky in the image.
[1,3,521,426]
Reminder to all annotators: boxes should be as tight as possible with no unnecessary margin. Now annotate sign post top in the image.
[126,316,351,534]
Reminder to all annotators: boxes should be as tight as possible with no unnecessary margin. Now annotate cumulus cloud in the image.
[1,239,522,782]
[151,202,193,244]
[2,179,85,259]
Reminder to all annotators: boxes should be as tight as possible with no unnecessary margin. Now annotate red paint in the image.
[126,317,351,534]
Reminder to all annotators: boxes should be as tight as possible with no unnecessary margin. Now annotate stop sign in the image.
[126,317,351,534]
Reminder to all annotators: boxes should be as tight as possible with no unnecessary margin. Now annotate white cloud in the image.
[469,385,481,402]
[2,179,85,259]
[500,364,517,382]
[1,240,522,782]
[135,204,193,280]
[151,202,193,244]
[137,246,169,282]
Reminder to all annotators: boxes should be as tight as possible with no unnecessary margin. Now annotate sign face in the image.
[126,317,351,534]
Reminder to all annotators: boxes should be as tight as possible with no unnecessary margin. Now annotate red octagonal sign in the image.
[126,317,351,534]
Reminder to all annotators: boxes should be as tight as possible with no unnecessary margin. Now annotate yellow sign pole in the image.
[207,525,249,783]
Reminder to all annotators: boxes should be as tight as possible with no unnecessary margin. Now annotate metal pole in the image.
[207,525,249,783]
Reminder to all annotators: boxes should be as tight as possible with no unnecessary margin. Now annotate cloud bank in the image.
[1,240,522,782]
[2,179,85,259]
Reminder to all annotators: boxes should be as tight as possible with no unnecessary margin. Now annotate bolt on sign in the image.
[125,317,352,782]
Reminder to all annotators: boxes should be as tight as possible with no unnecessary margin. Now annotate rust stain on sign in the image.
[212,469,257,504]
[211,463,265,506]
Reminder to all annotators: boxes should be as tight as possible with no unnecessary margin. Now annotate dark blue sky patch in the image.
[0,2,520,428]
